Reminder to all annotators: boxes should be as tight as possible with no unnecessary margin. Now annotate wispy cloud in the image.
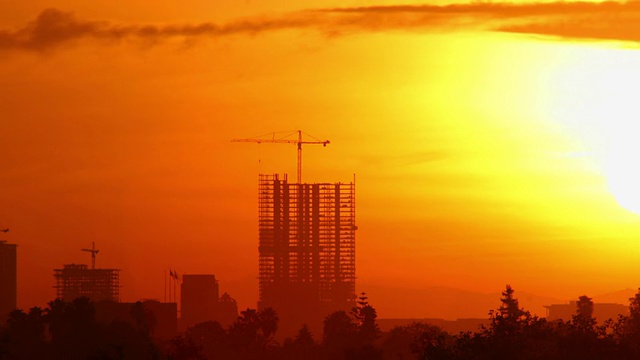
[319,1,640,42]
[0,8,316,52]
[2,2,640,53]
[497,2,640,43]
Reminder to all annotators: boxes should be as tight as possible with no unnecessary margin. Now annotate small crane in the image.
[232,130,330,184]
[81,242,99,270]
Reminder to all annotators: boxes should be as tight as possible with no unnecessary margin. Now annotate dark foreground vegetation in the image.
[4,287,640,359]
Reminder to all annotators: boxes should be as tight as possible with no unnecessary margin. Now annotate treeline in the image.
[412,285,640,360]
[0,294,383,360]
[0,297,162,359]
[173,294,383,359]
[4,287,640,359]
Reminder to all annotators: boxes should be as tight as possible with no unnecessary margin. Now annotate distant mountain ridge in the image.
[364,285,635,320]
[592,288,637,304]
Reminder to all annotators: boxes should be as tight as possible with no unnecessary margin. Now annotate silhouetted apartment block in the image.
[258,174,357,336]
[54,264,120,302]
[545,301,629,322]
[181,274,219,329]
[0,241,17,321]
[181,274,238,330]
[218,292,239,327]
[96,300,178,340]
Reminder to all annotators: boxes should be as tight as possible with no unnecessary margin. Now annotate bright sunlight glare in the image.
[546,46,640,215]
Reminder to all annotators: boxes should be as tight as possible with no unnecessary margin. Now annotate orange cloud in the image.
[2,2,640,53]
[321,1,640,42]
[0,8,315,52]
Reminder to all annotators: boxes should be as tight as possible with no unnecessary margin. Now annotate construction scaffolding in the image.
[258,174,356,310]
[54,264,120,302]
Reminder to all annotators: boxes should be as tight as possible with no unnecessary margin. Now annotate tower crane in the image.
[232,130,330,184]
[82,242,99,270]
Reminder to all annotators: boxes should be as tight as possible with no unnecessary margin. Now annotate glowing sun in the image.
[545,47,640,216]
[605,129,640,215]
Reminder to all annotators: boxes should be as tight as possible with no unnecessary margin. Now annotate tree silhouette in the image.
[571,295,598,335]
[460,284,557,360]
[2,307,49,359]
[576,295,594,321]
[380,322,450,360]
[628,289,640,321]
[227,307,280,358]
[168,335,206,360]
[281,324,317,360]
[614,288,640,357]
[131,301,157,335]
[185,320,230,359]
[47,297,101,360]
[294,324,315,348]
[9,289,640,359]
[0,298,162,360]
[228,308,260,352]
[258,307,279,339]
[351,292,380,345]
[491,284,526,336]
[95,319,162,360]
[322,310,356,359]
[564,294,617,359]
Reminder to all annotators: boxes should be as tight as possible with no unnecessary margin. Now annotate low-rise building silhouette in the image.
[181,274,238,330]
[181,274,218,329]
[544,301,629,322]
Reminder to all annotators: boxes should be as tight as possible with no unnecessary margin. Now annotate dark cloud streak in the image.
[2,2,640,53]
[319,1,640,42]
[322,1,636,16]
[0,8,316,52]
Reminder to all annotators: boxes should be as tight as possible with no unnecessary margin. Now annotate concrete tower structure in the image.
[181,274,219,329]
[0,241,17,321]
[257,174,357,335]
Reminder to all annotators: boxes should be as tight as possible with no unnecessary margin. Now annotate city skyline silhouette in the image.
[4,0,640,331]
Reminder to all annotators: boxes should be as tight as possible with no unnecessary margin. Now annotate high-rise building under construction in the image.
[54,264,120,302]
[257,174,357,333]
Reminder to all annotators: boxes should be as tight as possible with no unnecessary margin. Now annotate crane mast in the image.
[81,242,99,270]
[231,130,329,183]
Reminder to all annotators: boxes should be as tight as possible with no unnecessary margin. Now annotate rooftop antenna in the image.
[81,242,99,269]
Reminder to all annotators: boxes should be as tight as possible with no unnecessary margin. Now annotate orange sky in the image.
[3,0,640,318]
